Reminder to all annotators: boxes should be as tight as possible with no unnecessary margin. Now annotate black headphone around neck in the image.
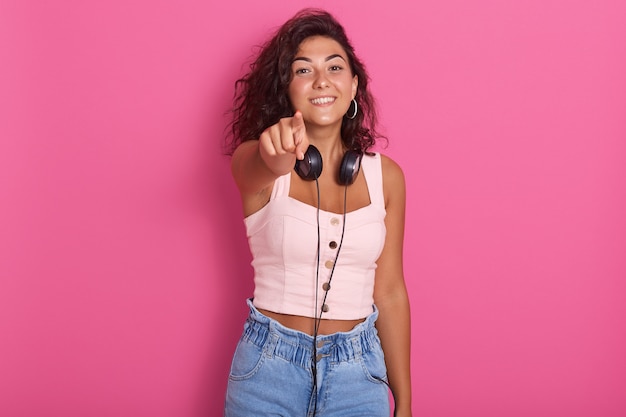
[294,145,362,185]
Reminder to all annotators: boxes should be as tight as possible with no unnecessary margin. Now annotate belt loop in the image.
[263,329,279,358]
[351,335,363,359]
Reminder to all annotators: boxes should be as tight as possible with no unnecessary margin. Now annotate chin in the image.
[306,114,343,127]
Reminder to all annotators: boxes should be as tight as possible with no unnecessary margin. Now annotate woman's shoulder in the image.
[373,153,406,209]
[375,153,405,183]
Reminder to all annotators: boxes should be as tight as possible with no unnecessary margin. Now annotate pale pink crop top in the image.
[244,153,387,320]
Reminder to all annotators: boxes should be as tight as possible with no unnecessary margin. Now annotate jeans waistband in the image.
[242,299,380,369]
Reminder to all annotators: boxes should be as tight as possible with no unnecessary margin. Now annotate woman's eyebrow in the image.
[325,54,346,62]
[292,54,347,63]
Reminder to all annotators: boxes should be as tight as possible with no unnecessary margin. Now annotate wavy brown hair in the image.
[224,8,385,155]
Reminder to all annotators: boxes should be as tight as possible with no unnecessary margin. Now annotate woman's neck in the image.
[306,124,344,155]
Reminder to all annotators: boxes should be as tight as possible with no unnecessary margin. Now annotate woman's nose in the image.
[313,73,329,89]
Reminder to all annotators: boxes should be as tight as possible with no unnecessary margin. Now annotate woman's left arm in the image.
[374,154,412,417]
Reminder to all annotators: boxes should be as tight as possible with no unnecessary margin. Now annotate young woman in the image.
[224,9,412,417]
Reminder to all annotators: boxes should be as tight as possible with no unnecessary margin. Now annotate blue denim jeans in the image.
[224,299,390,417]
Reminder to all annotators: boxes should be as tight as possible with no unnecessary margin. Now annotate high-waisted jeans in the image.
[224,299,390,417]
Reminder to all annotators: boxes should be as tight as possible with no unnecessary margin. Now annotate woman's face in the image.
[288,36,358,131]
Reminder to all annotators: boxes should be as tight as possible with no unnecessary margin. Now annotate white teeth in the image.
[311,97,335,105]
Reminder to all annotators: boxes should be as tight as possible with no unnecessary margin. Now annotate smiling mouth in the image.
[310,97,336,105]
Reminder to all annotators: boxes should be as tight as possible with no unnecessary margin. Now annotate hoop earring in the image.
[346,99,358,120]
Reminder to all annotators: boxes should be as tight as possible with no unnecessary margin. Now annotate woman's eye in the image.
[330,65,343,71]
[294,68,310,75]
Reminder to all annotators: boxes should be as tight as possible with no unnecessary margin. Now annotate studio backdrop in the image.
[1,0,625,416]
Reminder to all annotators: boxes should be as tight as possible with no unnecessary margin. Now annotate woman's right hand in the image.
[258,111,309,176]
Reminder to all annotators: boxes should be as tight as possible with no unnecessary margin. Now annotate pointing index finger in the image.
[292,111,308,160]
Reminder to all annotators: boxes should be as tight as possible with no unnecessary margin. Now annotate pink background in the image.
[1,0,625,416]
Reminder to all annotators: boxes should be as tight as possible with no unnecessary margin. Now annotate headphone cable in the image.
[311,177,321,416]
[315,184,347,334]
[311,183,348,416]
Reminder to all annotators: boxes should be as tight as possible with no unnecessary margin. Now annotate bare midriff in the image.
[258,308,365,335]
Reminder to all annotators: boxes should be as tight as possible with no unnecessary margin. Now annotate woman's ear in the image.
[352,75,358,99]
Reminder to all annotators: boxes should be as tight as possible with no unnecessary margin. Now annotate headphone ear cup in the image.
[338,150,362,185]
[294,145,323,180]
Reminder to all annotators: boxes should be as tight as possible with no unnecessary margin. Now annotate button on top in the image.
[329,241,338,249]
[330,217,340,226]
